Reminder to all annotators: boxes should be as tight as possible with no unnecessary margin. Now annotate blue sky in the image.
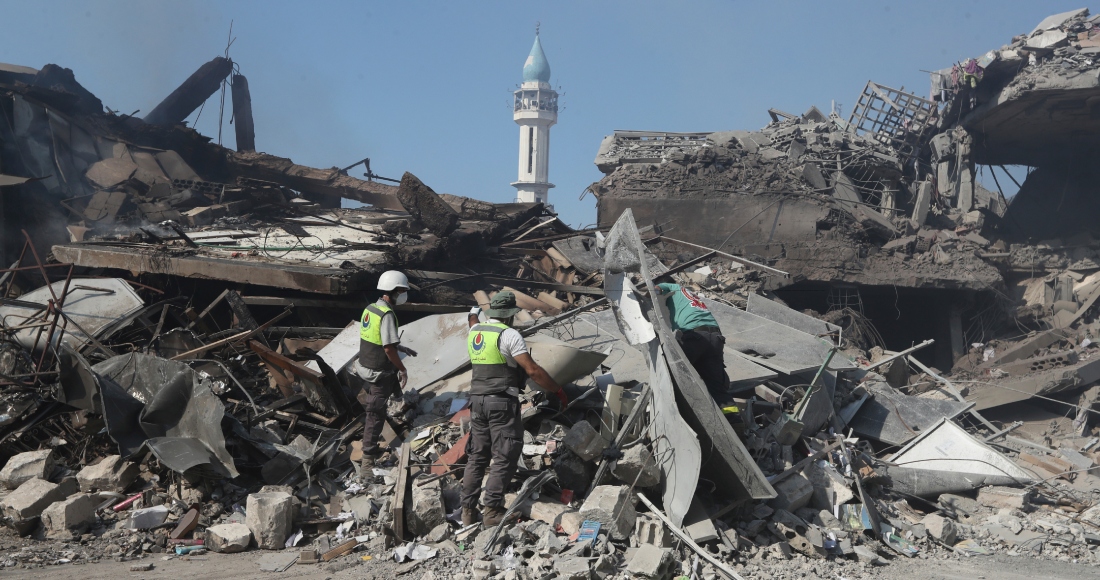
[3,1,1083,227]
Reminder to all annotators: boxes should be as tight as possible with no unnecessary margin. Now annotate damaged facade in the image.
[0,9,1099,580]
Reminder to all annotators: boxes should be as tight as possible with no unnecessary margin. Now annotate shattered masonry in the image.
[1,7,1100,579]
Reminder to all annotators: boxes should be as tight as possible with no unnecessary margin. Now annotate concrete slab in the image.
[704,298,854,375]
[746,294,840,340]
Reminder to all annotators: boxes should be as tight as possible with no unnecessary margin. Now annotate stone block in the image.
[523,497,576,529]
[578,485,636,541]
[634,513,674,548]
[245,491,294,549]
[0,449,54,490]
[76,455,139,493]
[626,544,674,579]
[611,445,660,488]
[563,421,607,462]
[553,556,592,580]
[921,513,958,545]
[976,486,1031,510]
[767,473,813,512]
[41,493,97,538]
[804,460,854,510]
[408,477,446,536]
[182,205,218,227]
[560,511,585,536]
[1,478,67,521]
[206,522,253,553]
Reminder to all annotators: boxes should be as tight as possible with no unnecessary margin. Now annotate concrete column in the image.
[230,74,255,152]
[144,56,233,126]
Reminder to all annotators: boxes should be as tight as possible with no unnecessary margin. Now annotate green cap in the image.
[487,291,522,319]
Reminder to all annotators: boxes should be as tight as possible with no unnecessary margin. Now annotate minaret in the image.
[512,32,557,205]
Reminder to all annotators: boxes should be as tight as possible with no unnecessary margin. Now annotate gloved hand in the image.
[555,388,569,407]
[398,370,408,390]
[398,345,418,357]
[469,306,482,318]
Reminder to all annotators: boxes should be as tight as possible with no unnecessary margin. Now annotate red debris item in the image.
[560,489,574,505]
[450,408,471,425]
[113,492,143,512]
[431,432,470,475]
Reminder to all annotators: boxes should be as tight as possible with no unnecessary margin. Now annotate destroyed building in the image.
[0,7,1099,580]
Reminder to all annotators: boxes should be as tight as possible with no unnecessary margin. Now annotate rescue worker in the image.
[461,291,567,527]
[351,270,417,473]
[654,280,729,398]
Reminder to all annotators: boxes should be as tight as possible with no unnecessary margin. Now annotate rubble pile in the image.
[1,6,1100,580]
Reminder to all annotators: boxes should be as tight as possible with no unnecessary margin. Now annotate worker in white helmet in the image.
[351,270,417,472]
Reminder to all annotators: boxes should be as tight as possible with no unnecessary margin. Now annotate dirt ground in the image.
[1,551,1098,580]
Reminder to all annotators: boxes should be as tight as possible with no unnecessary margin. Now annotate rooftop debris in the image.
[1,7,1100,579]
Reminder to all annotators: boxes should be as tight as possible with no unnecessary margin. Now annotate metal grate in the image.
[847,81,937,166]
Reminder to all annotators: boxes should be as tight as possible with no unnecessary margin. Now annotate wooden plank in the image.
[187,288,228,329]
[248,339,324,381]
[393,443,412,541]
[169,308,292,360]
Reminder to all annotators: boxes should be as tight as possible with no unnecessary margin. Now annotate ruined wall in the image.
[597,194,827,250]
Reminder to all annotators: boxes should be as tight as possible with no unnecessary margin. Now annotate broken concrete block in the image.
[129,505,169,529]
[921,513,958,545]
[0,449,54,490]
[611,445,660,488]
[41,493,98,538]
[1,478,68,521]
[562,420,607,462]
[553,556,592,580]
[559,511,585,536]
[767,473,813,512]
[182,205,220,227]
[769,510,825,558]
[852,545,884,565]
[425,522,451,543]
[522,497,576,529]
[634,513,674,548]
[976,486,1031,510]
[408,477,446,537]
[804,460,854,510]
[76,455,139,492]
[206,522,253,553]
[626,544,674,579]
[578,485,636,541]
[245,491,294,549]
[395,172,459,237]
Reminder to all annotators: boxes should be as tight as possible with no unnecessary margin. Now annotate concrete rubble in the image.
[1,7,1100,578]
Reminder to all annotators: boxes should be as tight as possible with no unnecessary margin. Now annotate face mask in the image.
[395,292,408,305]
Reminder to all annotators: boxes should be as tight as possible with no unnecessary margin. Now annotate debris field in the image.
[1,7,1100,580]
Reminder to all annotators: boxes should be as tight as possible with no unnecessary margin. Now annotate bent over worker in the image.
[350,270,417,472]
[461,291,567,527]
[655,281,729,398]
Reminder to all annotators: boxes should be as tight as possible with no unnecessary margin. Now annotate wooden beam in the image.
[169,308,292,360]
[393,442,411,541]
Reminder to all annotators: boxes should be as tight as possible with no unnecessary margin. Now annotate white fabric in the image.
[375,299,400,346]
[488,318,528,362]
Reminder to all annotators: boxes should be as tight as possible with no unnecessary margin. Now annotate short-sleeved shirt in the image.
[487,318,528,364]
[374,299,400,347]
[656,283,720,332]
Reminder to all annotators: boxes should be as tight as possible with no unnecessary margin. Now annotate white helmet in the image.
[377,270,410,292]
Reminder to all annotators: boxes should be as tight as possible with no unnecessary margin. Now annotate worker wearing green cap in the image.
[461,290,567,527]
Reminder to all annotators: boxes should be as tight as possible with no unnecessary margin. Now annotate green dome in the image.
[522,35,551,83]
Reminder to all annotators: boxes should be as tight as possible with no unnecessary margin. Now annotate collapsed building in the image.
[0,7,1099,579]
